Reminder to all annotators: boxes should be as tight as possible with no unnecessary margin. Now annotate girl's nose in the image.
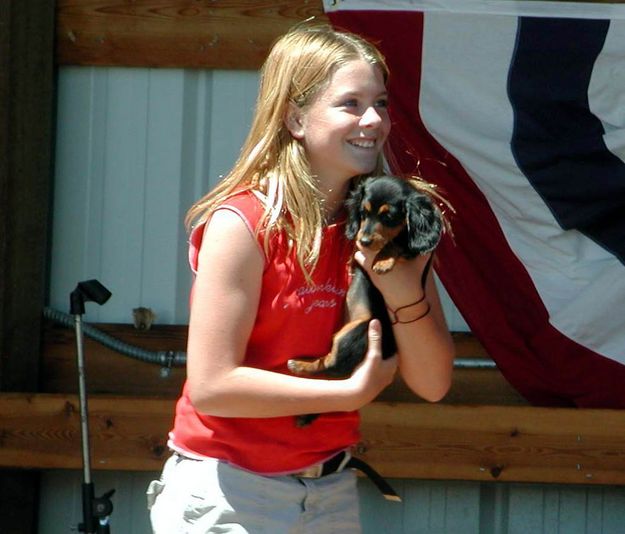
[360,106,382,127]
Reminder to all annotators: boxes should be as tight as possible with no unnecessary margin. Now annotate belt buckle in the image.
[294,451,351,479]
[295,463,323,479]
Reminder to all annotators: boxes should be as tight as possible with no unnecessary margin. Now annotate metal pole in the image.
[454,357,497,369]
[70,280,114,534]
[75,315,92,485]
[74,314,98,534]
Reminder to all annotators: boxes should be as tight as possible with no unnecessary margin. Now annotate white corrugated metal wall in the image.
[38,470,625,533]
[39,66,625,534]
[48,66,467,329]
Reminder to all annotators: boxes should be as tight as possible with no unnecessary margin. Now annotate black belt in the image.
[293,451,401,502]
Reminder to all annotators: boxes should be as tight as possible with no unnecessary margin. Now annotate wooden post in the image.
[0,1,56,532]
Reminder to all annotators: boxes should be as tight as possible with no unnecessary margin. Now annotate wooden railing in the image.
[1,320,624,484]
[2,392,625,485]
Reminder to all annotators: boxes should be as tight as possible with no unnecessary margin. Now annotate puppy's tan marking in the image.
[287,318,370,375]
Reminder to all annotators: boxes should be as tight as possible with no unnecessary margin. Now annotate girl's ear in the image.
[285,102,305,139]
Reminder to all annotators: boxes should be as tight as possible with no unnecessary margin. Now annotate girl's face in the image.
[287,59,390,191]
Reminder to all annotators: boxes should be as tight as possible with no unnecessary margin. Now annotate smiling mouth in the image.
[348,139,376,149]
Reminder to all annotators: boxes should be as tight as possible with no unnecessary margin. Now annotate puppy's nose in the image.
[359,235,373,247]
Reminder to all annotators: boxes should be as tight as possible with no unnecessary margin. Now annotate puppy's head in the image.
[346,175,411,251]
[346,175,442,255]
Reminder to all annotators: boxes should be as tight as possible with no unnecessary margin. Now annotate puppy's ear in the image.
[405,192,442,255]
[345,182,365,240]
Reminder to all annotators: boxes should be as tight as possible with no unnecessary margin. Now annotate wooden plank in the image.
[359,403,625,485]
[40,320,527,404]
[41,320,188,398]
[0,393,173,471]
[1,393,624,485]
[56,0,328,69]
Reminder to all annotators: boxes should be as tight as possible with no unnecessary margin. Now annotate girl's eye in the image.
[375,98,389,108]
[343,99,358,107]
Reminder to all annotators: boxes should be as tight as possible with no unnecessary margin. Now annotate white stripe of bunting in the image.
[323,0,625,20]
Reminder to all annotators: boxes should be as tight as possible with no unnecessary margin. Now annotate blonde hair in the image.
[185,24,389,281]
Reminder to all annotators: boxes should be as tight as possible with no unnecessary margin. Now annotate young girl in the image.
[147,24,455,533]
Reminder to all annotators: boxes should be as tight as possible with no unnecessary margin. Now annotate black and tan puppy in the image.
[288,175,443,426]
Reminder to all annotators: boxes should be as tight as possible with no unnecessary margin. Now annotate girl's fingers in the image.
[354,250,366,268]
[367,318,382,355]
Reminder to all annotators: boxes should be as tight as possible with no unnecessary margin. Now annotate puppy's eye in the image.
[380,211,402,226]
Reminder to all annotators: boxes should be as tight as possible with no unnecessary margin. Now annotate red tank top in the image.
[168,190,360,474]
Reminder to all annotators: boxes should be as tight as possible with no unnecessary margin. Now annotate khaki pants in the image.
[147,454,362,534]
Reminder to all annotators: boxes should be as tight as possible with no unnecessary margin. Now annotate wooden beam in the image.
[0,394,172,472]
[56,0,328,69]
[1,393,624,485]
[41,321,188,398]
[40,320,528,405]
[360,402,625,485]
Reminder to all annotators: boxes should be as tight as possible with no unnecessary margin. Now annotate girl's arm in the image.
[186,209,397,418]
[354,250,455,402]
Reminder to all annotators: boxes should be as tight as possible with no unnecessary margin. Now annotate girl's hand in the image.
[347,319,397,407]
[354,247,455,403]
[354,247,432,310]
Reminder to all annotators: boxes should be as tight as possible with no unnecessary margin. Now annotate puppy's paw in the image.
[287,359,306,374]
[372,257,396,274]
[287,358,320,375]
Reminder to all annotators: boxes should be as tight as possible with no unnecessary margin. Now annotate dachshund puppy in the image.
[288,175,443,426]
